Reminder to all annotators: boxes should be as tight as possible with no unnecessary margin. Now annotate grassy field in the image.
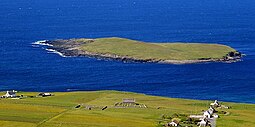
[0,91,254,127]
[79,37,236,60]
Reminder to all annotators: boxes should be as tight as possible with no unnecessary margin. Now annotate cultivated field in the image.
[0,91,254,127]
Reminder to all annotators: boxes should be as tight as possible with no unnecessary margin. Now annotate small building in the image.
[122,98,135,104]
[203,110,212,118]
[208,106,215,113]
[2,90,17,98]
[198,119,207,127]
[167,120,179,127]
[38,92,53,97]
[210,100,220,107]
[207,108,214,115]
[213,114,219,118]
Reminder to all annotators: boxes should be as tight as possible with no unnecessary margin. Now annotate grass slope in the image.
[79,37,236,60]
[0,91,254,127]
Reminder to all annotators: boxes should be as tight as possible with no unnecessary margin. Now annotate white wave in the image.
[46,48,67,57]
[31,45,39,47]
[32,40,53,47]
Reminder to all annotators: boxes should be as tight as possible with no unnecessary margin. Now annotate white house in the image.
[209,106,215,113]
[207,108,214,115]
[167,120,179,127]
[210,100,220,107]
[203,110,212,118]
[2,90,17,98]
[213,114,219,118]
[198,119,207,127]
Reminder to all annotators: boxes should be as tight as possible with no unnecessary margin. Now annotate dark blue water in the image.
[1,0,255,103]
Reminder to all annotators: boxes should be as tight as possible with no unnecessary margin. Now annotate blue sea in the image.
[0,0,255,103]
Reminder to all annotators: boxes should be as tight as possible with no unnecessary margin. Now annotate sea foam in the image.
[33,40,53,47]
[33,40,67,57]
[45,48,67,57]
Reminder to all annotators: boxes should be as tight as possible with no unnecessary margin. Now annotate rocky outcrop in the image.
[224,51,242,60]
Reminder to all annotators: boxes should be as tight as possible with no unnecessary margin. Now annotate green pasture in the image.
[0,91,254,127]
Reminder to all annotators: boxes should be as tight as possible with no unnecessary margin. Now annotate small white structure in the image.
[209,106,215,113]
[198,119,207,127]
[207,107,214,115]
[210,100,220,107]
[213,114,219,118]
[38,92,53,97]
[167,120,179,127]
[123,98,135,103]
[2,90,17,98]
[203,110,212,118]
[189,115,204,119]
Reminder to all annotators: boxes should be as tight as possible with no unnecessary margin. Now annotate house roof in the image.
[204,110,212,116]
[171,120,180,124]
[6,91,16,95]
[210,100,220,106]
[123,98,135,103]
[199,119,207,124]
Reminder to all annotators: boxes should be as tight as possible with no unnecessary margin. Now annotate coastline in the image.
[33,39,242,64]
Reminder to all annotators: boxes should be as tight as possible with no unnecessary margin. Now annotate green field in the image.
[0,91,254,127]
[78,37,236,61]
